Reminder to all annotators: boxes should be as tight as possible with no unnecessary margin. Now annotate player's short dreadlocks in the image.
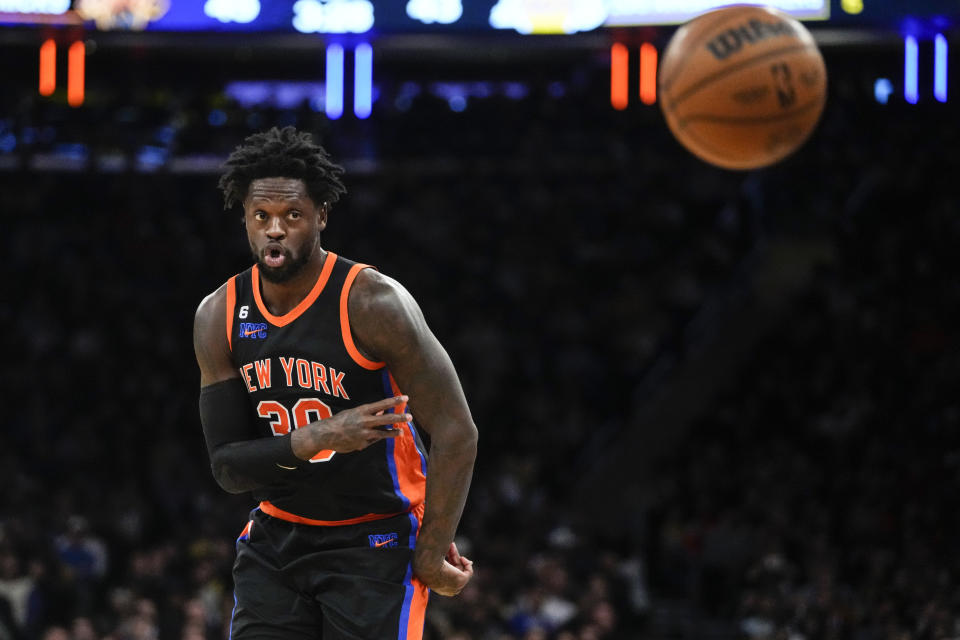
[218,126,347,212]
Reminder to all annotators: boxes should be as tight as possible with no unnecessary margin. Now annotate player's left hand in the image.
[413,542,473,597]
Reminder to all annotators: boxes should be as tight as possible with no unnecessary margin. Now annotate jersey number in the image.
[256,398,335,463]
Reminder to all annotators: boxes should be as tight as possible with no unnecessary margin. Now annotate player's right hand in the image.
[291,396,408,460]
[413,542,474,597]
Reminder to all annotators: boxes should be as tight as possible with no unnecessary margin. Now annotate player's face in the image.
[243,177,327,284]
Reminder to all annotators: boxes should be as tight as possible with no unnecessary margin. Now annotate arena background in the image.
[1,1,958,638]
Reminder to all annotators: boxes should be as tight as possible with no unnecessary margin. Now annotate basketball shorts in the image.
[230,507,429,640]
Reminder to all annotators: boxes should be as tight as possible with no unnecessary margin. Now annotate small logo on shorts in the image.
[368,533,398,548]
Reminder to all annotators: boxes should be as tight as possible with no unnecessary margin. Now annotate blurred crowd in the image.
[0,39,957,640]
[641,104,960,638]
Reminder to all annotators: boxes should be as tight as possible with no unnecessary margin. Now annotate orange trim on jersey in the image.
[389,374,427,509]
[340,264,386,370]
[252,251,338,327]
[259,500,402,527]
[225,275,237,352]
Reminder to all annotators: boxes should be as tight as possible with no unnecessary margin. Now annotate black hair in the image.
[217,126,347,211]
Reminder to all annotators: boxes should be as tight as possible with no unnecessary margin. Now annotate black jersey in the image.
[225,252,428,525]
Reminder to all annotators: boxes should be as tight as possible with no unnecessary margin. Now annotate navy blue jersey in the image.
[225,252,427,525]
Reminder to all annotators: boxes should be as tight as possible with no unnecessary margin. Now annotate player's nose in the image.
[265,216,286,238]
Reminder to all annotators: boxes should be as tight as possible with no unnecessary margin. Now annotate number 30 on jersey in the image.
[256,398,335,463]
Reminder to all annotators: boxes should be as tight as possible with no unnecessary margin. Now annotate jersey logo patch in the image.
[368,533,399,548]
[238,322,268,339]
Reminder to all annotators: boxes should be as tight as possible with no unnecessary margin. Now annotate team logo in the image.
[368,533,399,548]
[238,322,268,339]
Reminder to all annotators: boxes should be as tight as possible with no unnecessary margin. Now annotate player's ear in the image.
[239,196,250,227]
[317,201,328,232]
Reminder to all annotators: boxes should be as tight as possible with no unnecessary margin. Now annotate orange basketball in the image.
[658,5,827,170]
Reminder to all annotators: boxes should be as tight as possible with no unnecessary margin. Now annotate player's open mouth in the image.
[264,245,287,268]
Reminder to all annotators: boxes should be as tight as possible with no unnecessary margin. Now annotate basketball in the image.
[658,5,827,170]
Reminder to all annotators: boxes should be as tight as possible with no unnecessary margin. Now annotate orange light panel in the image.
[68,41,85,107]
[640,42,657,105]
[611,43,628,110]
[39,39,56,96]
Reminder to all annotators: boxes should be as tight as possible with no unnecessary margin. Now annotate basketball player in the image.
[193,127,477,639]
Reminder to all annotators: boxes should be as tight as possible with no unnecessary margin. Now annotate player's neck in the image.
[259,248,329,316]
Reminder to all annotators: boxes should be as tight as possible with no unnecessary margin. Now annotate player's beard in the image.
[252,238,315,284]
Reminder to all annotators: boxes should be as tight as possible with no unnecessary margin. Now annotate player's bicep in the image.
[350,272,475,438]
[388,331,475,439]
[194,285,239,387]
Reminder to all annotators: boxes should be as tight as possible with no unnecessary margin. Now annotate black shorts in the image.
[229,507,429,640]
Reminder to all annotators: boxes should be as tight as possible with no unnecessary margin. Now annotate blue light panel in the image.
[326,43,344,120]
[354,43,373,119]
[935,33,948,102]
[904,35,919,104]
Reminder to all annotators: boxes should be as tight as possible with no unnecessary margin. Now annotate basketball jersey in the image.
[225,251,428,525]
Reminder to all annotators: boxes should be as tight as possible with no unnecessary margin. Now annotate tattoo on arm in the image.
[349,270,478,570]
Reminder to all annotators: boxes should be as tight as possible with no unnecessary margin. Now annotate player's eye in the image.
[289,210,301,219]
[253,211,267,221]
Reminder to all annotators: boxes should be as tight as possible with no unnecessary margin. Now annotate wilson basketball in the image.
[658,5,827,170]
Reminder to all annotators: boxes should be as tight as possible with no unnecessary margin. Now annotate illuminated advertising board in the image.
[0,0,953,32]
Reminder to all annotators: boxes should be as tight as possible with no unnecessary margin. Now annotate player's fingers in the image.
[371,426,402,439]
[433,565,472,596]
[447,542,462,565]
[367,411,411,427]
[449,558,472,578]
[363,395,408,413]
[452,567,473,592]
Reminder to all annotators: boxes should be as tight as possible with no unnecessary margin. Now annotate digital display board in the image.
[0,0,954,33]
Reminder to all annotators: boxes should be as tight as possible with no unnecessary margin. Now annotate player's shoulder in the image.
[345,264,431,358]
[194,279,232,336]
[196,280,229,316]
[194,278,238,381]
[351,266,414,311]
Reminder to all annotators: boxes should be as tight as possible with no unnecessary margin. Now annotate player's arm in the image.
[349,269,478,597]
[194,284,409,494]
[194,284,304,493]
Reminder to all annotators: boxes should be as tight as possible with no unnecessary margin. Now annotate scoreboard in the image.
[0,0,956,34]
